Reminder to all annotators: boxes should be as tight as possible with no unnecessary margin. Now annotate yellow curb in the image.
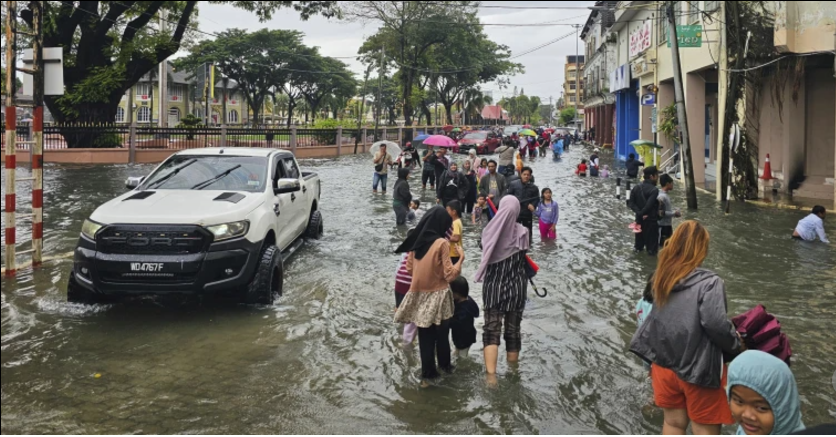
[745,199,808,211]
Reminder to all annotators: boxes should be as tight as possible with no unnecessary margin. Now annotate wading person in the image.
[494,141,516,178]
[628,166,661,256]
[658,174,682,249]
[437,162,469,207]
[630,221,744,435]
[430,148,450,191]
[475,197,530,378]
[479,161,508,209]
[792,205,829,243]
[393,168,413,226]
[626,153,644,179]
[462,160,478,215]
[373,144,394,194]
[727,350,805,436]
[507,167,540,245]
[421,145,436,190]
[394,207,464,382]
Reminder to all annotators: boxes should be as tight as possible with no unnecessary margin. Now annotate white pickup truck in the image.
[68,148,322,305]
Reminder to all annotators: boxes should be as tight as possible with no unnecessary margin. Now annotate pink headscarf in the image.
[475,196,530,283]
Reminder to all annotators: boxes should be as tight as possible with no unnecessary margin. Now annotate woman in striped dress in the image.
[475,196,530,375]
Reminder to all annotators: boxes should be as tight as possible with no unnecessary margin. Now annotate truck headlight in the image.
[81,219,104,240]
[207,221,249,242]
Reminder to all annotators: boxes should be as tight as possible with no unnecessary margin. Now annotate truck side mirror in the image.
[126,176,145,190]
[274,178,301,195]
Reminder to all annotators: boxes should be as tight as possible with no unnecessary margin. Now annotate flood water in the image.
[2,146,835,434]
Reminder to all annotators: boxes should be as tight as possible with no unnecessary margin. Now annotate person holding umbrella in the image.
[394,207,464,382]
[507,167,540,244]
[421,144,436,190]
[475,196,530,378]
[373,144,394,194]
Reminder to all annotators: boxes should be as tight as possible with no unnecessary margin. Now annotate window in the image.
[211,110,220,124]
[116,106,126,123]
[282,158,300,179]
[168,84,184,101]
[168,107,180,123]
[688,1,701,24]
[228,109,239,124]
[705,0,719,12]
[137,106,151,123]
[136,83,151,100]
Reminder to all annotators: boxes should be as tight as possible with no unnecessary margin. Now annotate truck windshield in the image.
[141,156,268,192]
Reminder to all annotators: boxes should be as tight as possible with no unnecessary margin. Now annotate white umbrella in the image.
[370,140,401,157]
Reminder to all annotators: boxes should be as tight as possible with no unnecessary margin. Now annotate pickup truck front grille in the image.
[100,272,198,284]
[97,225,211,255]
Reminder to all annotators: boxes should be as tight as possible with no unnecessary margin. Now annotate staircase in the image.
[792,176,835,202]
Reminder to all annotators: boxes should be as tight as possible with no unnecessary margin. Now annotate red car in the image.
[456,132,501,155]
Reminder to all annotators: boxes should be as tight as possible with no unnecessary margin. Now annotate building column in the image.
[778,75,806,196]
[684,73,706,184]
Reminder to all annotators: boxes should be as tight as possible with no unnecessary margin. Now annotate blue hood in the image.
[727,350,805,435]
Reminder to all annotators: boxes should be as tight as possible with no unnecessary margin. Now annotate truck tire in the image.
[305,210,324,240]
[244,245,283,305]
[67,272,101,304]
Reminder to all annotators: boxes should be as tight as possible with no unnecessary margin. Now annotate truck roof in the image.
[175,148,293,158]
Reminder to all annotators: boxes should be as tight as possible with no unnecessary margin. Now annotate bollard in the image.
[626,180,632,196]
[616,177,622,199]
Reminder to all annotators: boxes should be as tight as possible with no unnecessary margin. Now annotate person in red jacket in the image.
[576,159,588,177]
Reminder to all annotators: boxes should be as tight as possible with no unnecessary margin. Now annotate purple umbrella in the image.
[423,135,457,148]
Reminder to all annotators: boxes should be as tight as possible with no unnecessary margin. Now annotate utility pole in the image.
[4,0,18,276]
[574,24,581,129]
[667,1,698,209]
[158,10,167,128]
[549,96,553,126]
[30,0,44,266]
[203,63,210,126]
[373,46,384,141]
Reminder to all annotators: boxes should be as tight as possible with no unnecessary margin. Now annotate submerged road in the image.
[2,146,835,433]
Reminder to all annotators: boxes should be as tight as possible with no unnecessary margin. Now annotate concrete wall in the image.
[774,1,836,54]
[1,143,371,166]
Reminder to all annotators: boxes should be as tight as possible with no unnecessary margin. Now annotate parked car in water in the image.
[68,148,323,305]
[457,131,501,155]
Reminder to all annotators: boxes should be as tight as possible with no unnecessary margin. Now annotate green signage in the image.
[668,25,703,48]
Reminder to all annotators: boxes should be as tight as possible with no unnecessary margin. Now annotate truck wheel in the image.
[245,245,283,305]
[305,210,324,240]
[67,272,101,304]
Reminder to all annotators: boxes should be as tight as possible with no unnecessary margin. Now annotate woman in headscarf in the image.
[394,207,465,381]
[727,350,805,435]
[475,196,530,376]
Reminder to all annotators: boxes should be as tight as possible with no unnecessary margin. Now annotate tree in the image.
[559,107,577,126]
[178,28,307,127]
[346,1,476,126]
[20,1,339,146]
[299,56,356,123]
[462,87,492,125]
[538,104,553,124]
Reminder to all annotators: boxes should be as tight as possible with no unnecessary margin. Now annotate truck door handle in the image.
[291,193,296,202]
[303,186,307,193]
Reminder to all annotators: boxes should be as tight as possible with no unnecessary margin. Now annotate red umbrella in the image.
[442,125,454,132]
[523,124,532,129]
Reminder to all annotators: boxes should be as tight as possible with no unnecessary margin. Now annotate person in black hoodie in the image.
[626,153,645,179]
[449,276,479,358]
[437,162,469,207]
[628,166,661,255]
[507,167,540,244]
[393,168,413,226]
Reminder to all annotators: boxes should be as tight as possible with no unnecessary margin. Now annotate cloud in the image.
[196,1,595,103]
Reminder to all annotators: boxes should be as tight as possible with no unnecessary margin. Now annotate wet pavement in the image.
[2,146,835,434]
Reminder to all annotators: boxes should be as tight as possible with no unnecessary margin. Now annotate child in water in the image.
[727,350,805,435]
[576,159,588,177]
[635,275,654,374]
[449,276,479,358]
[600,165,610,178]
[534,188,558,241]
[408,200,421,222]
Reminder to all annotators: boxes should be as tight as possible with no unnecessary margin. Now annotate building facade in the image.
[117,62,249,126]
[582,1,617,148]
[562,55,585,126]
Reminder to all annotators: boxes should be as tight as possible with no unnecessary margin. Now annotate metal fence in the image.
[3,124,452,152]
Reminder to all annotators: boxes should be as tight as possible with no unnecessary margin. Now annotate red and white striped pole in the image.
[32,106,43,266]
[4,107,16,277]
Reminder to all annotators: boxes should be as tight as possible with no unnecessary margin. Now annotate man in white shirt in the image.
[793,205,829,243]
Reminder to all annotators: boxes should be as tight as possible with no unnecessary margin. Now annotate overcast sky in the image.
[197,1,594,105]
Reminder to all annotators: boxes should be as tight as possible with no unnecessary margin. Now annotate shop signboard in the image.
[668,25,703,48]
[609,64,631,92]
[629,20,653,58]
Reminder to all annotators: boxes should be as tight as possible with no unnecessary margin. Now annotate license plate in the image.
[130,262,167,272]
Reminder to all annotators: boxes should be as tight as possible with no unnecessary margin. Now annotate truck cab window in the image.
[283,158,300,179]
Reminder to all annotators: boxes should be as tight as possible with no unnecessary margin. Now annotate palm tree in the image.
[463,88,493,125]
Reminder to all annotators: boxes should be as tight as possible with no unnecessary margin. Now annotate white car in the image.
[68,148,323,305]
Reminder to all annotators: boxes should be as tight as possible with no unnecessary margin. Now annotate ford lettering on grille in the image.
[131,263,165,272]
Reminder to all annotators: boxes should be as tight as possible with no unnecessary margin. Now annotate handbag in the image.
[374,153,386,172]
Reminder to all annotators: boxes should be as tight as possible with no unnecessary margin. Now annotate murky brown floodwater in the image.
[2,147,835,434]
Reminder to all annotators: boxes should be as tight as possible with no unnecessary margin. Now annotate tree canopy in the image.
[19,1,338,143]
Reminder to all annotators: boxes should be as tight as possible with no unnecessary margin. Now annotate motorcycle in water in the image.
[396,147,417,169]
